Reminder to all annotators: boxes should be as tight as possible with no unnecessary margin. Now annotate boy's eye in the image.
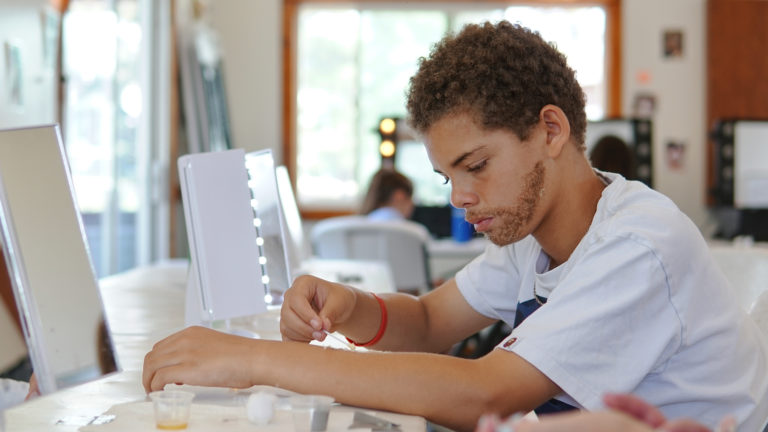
[468,160,487,172]
[441,176,450,185]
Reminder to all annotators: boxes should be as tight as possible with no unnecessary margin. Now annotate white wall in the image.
[209,0,283,163]
[623,0,709,231]
[0,1,57,130]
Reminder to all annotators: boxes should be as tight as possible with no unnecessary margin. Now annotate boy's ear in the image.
[540,104,571,158]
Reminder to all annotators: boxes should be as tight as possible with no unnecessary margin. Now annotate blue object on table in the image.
[451,206,474,242]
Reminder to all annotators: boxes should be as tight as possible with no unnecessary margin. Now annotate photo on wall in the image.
[663,29,684,58]
[665,140,686,170]
[632,92,656,118]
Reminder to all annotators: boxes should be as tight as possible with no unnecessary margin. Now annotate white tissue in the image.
[246,392,277,425]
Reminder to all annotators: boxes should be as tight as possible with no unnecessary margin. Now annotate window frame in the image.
[282,0,622,219]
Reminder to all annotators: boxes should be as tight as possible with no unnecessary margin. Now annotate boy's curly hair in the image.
[406,21,586,149]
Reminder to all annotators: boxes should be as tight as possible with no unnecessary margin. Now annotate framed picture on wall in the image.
[632,92,656,118]
[663,30,684,58]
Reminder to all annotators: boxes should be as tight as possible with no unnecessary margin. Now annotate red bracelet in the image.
[346,293,387,347]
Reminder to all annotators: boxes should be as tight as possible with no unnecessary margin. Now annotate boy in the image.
[143,22,768,431]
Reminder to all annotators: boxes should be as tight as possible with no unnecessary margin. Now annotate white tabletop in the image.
[2,260,425,432]
[427,237,489,259]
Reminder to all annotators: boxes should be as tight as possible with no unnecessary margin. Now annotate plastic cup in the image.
[290,395,334,432]
[451,206,474,243]
[149,390,195,430]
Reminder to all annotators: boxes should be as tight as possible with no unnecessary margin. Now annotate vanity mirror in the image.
[0,125,118,394]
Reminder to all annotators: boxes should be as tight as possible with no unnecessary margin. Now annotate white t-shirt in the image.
[367,207,405,222]
[455,172,768,430]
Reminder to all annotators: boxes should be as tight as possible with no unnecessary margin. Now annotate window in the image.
[63,0,169,276]
[286,1,620,213]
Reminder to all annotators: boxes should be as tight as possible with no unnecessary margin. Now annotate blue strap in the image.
[534,397,578,414]
[513,295,579,414]
[513,296,547,327]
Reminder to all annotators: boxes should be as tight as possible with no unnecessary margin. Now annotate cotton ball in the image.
[247,392,277,425]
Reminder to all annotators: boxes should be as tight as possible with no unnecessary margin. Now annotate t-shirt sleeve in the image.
[455,242,526,321]
[498,234,683,411]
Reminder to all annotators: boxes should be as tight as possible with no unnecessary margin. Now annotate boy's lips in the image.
[467,217,493,233]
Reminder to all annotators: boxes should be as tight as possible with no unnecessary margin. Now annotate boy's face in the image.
[424,113,548,246]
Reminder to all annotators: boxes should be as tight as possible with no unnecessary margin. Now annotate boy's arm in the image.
[143,326,560,432]
[281,275,496,353]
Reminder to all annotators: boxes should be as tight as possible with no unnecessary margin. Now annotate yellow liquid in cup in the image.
[156,421,188,430]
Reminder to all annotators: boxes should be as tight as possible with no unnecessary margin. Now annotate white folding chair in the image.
[311,216,433,294]
[708,244,768,312]
[709,244,768,431]
[750,292,768,432]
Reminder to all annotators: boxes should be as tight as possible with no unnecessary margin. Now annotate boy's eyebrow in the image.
[441,147,487,173]
[451,146,487,168]
[449,151,474,169]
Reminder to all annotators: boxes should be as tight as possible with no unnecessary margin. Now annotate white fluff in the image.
[246,392,277,425]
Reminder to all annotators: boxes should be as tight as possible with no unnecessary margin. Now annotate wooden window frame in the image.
[282,0,622,219]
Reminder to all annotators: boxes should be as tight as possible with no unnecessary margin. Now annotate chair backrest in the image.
[751,290,768,338]
[708,244,768,431]
[708,243,768,312]
[311,216,432,294]
[749,291,768,432]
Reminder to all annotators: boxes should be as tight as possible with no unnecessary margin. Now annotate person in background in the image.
[142,21,768,431]
[360,168,415,221]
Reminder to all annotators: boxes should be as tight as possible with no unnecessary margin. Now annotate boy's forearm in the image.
[253,341,557,432]
[336,290,432,351]
[253,341,490,431]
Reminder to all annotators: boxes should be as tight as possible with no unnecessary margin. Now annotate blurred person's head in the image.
[589,135,635,178]
[361,169,415,218]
